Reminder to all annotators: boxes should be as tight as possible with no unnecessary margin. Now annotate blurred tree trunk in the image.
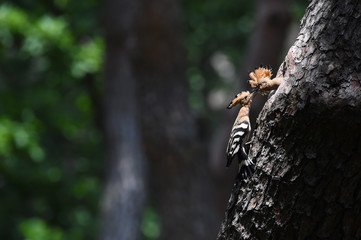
[100,1,146,240]
[210,0,292,216]
[244,0,292,78]
[135,1,219,239]
[218,0,361,239]
[100,0,219,239]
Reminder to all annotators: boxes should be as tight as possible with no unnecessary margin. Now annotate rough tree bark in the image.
[135,0,219,239]
[100,1,146,240]
[218,0,361,239]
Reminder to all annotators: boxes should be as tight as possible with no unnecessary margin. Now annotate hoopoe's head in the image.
[249,66,272,88]
[227,91,254,109]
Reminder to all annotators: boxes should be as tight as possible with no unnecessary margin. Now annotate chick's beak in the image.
[251,85,260,94]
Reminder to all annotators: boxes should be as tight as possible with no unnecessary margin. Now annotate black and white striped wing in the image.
[226,121,250,167]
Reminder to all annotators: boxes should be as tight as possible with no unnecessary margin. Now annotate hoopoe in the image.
[226,90,257,180]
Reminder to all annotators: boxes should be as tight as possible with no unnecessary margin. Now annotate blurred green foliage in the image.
[19,218,64,240]
[0,0,307,239]
[141,207,161,240]
[0,0,103,239]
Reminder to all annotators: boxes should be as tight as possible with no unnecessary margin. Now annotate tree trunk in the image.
[135,1,219,239]
[218,0,361,239]
[100,1,146,240]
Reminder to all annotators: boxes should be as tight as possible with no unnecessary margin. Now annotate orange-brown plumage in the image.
[249,66,283,95]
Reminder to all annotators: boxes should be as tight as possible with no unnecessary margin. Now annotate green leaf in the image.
[141,207,161,239]
[19,218,64,240]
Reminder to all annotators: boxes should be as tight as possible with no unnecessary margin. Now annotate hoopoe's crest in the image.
[249,66,272,88]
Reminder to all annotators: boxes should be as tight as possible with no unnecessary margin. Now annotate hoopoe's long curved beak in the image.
[227,100,236,109]
[227,94,243,109]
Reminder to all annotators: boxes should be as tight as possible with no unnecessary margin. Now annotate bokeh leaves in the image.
[0,1,103,239]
